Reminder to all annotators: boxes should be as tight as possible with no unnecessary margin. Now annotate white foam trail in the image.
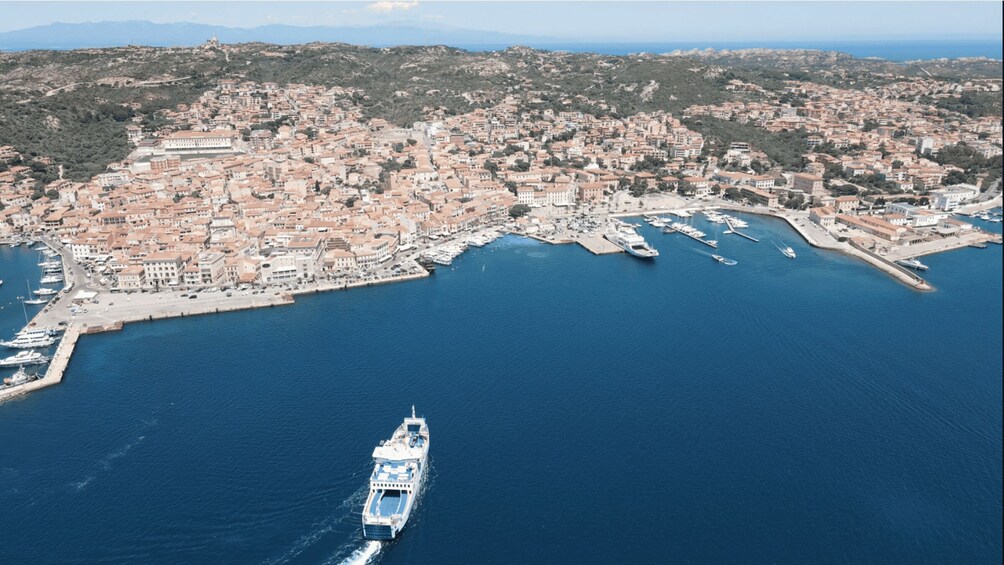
[337,541,382,565]
[263,484,369,565]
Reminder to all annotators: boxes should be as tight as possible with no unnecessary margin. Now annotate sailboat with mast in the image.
[23,279,49,305]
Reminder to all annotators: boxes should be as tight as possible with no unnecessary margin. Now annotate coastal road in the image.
[977,177,1001,202]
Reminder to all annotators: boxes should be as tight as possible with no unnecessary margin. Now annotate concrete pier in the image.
[724,229,760,243]
[576,237,623,255]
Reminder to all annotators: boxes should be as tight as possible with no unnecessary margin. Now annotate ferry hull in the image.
[362,524,396,540]
[624,247,658,259]
[361,410,429,541]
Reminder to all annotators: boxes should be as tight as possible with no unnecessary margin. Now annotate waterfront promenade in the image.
[27,271,430,333]
[4,192,997,401]
[3,249,429,401]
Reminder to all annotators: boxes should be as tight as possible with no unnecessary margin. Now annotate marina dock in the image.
[724,217,759,242]
[725,228,760,242]
[675,228,719,248]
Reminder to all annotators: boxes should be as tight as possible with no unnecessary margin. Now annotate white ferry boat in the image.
[896,258,929,271]
[0,350,50,367]
[605,228,659,258]
[362,407,430,540]
[1,331,57,349]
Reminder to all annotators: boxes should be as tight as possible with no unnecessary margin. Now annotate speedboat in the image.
[775,241,796,259]
[896,258,929,271]
[712,254,738,266]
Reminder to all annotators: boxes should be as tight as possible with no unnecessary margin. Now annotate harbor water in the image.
[1,213,1001,563]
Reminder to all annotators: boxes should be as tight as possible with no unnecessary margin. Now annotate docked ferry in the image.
[362,407,430,540]
[605,228,659,259]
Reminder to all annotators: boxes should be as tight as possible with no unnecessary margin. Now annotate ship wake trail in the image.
[71,416,158,491]
[264,482,370,565]
[334,540,382,565]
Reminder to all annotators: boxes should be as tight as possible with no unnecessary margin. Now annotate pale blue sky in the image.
[2,1,1001,41]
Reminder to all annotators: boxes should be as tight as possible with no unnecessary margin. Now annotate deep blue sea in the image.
[2,213,1001,564]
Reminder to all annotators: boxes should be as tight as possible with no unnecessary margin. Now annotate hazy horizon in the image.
[2,1,1001,42]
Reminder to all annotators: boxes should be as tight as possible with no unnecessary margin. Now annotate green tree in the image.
[509,204,531,218]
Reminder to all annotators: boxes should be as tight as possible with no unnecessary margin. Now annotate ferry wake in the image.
[361,407,430,540]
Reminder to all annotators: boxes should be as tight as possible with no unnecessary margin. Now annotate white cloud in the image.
[366,1,420,14]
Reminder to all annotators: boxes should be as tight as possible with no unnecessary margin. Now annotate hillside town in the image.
[1,75,1000,292]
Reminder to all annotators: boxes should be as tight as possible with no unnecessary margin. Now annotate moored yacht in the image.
[0,350,51,367]
[1,331,57,349]
[34,287,59,296]
[362,407,430,540]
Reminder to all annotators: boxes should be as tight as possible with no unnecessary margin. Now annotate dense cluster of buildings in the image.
[687,79,1001,189]
[1,74,999,288]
